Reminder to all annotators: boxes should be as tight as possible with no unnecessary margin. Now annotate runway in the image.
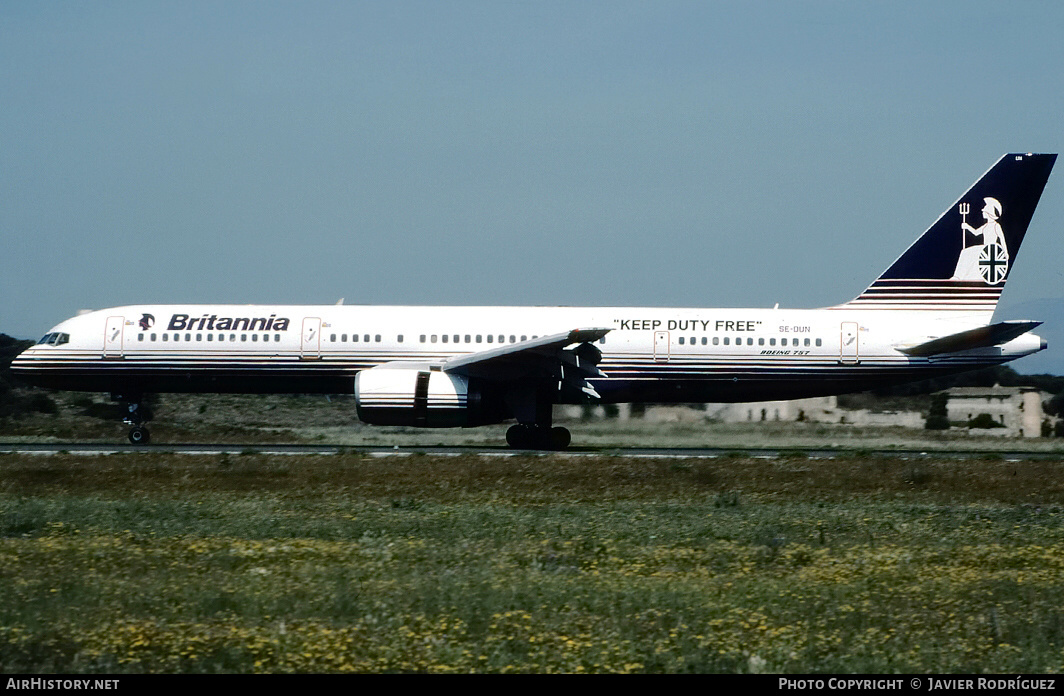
[2,441,1062,460]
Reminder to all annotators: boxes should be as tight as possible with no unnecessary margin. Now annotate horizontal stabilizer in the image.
[897,320,1042,357]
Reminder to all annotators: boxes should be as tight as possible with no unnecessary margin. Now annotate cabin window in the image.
[713,337,719,345]
[162,334,168,342]
[274,334,280,342]
[487,335,493,343]
[431,335,437,343]
[600,337,606,345]
[735,337,741,345]
[476,335,482,343]
[230,334,236,342]
[207,334,213,342]
[770,338,776,346]
[151,333,157,341]
[701,337,707,345]
[363,334,370,343]
[510,335,516,343]
[678,337,685,345]
[196,334,202,341]
[419,335,426,343]
[241,334,247,342]
[804,338,810,347]
[252,334,258,342]
[723,337,730,345]
[397,335,403,343]
[263,334,270,342]
[185,333,191,342]
[442,334,449,343]
[454,335,460,343]
[816,338,822,347]
[465,335,471,343]
[138,334,144,342]
[341,334,347,342]
[758,338,765,346]
[522,335,528,342]
[330,334,336,342]
[498,335,505,344]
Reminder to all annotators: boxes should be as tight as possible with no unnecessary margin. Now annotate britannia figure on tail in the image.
[952,197,1008,283]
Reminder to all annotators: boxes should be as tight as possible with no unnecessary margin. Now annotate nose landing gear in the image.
[115,395,152,445]
[127,424,150,445]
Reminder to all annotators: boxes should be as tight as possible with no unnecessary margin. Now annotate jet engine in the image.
[354,365,504,427]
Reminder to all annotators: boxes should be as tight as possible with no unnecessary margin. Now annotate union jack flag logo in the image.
[979,244,1009,285]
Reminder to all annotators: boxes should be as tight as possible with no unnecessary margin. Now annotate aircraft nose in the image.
[10,347,31,368]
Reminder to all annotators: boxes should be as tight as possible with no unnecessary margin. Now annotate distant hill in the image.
[0,333,53,418]
[1,334,33,388]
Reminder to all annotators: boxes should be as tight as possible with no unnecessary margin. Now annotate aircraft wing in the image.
[896,320,1042,357]
[443,327,611,400]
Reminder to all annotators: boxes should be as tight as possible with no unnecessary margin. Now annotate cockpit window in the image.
[37,333,69,346]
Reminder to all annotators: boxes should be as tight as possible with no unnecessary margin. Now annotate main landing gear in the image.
[506,424,571,451]
[503,381,574,451]
[115,395,152,445]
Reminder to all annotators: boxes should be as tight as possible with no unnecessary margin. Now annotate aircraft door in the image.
[840,322,859,364]
[301,317,322,359]
[104,316,125,358]
[654,331,670,362]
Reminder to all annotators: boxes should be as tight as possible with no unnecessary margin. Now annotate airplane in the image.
[11,153,1056,449]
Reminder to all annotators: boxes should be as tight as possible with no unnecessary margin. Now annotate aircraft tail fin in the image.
[838,153,1055,317]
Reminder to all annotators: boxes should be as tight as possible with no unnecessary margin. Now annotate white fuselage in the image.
[12,304,1042,404]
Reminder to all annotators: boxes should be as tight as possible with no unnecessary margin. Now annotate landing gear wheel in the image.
[506,424,571,451]
[506,424,533,449]
[128,426,150,445]
[548,427,571,451]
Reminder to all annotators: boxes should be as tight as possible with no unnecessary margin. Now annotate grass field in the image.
[3,450,1064,673]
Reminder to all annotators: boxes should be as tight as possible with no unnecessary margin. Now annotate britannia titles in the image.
[167,313,291,332]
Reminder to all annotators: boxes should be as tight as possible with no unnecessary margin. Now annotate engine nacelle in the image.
[354,366,503,427]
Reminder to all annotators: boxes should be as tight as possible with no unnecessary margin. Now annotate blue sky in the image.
[4,1,1064,371]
